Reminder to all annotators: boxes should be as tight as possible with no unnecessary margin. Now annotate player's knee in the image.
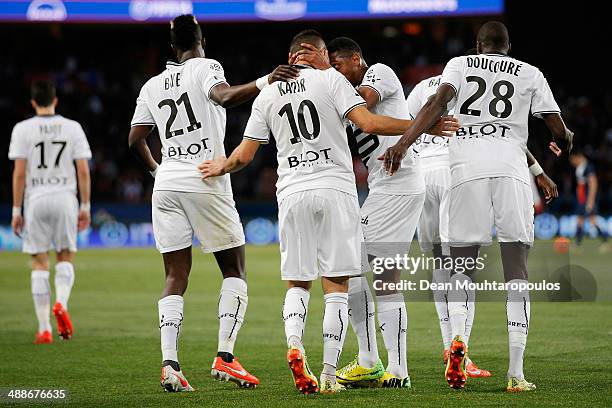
[31,254,49,270]
[56,250,74,263]
[288,280,312,291]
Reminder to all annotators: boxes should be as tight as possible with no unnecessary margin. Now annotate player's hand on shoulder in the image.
[289,43,331,70]
[535,173,558,203]
[268,65,300,84]
[78,210,91,232]
[428,115,460,136]
[11,214,23,237]
[198,157,227,179]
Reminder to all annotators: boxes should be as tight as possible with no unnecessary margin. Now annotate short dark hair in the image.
[170,14,203,52]
[327,37,362,57]
[31,80,56,107]
[289,29,324,54]
[477,21,510,49]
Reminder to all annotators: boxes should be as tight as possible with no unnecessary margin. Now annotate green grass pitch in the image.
[0,242,610,407]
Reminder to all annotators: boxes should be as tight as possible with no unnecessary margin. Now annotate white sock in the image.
[54,261,75,310]
[463,287,476,347]
[507,279,530,380]
[348,276,379,367]
[377,293,408,378]
[283,287,310,350]
[322,292,349,374]
[432,269,452,349]
[31,270,52,333]
[447,274,471,340]
[158,295,184,363]
[217,277,248,354]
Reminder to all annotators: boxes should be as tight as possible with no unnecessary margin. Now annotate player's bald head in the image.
[289,29,325,54]
[477,21,510,52]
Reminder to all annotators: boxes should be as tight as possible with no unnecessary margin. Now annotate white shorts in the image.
[449,177,534,246]
[278,189,362,281]
[417,166,451,252]
[361,192,425,258]
[152,190,245,254]
[23,193,78,254]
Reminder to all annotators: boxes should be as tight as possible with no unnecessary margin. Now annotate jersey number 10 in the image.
[158,92,202,139]
[278,99,321,144]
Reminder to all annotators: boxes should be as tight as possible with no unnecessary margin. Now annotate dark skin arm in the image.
[128,125,159,173]
[209,65,300,108]
[542,113,573,154]
[381,83,457,175]
[526,149,558,203]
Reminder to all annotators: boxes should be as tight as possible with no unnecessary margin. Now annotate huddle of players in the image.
[9,13,574,395]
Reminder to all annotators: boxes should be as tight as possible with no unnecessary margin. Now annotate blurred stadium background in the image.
[0,0,608,250]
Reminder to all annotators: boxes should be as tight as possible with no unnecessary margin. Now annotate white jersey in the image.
[441,53,560,187]
[407,75,451,169]
[354,63,424,195]
[131,58,231,194]
[244,66,365,202]
[8,115,92,203]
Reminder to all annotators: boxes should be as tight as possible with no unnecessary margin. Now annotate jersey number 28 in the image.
[459,76,515,119]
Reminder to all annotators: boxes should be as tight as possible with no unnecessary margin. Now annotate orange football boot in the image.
[211,356,259,388]
[53,302,73,340]
[33,330,53,344]
[443,348,450,365]
[445,336,467,389]
[465,357,492,378]
[287,347,319,394]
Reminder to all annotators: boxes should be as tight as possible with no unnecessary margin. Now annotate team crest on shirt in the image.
[364,70,381,85]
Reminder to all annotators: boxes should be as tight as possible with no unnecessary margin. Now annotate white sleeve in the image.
[405,82,424,119]
[8,123,27,160]
[201,59,229,99]
[531,70,560,118]
[359,64,397,102]
[72,123,92,160]
[131,85,155,127]
[243,95,270,144]
[440,57,463,95]
[329,70,367,119]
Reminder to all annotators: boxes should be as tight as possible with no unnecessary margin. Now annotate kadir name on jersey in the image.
[277,78,306,96]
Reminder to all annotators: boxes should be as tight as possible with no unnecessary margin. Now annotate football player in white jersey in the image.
[128,14,299,392]
[321,37,425,389]
[408,72,557,379]
[9,80,92,344]
[382,21,573,392]
[408,73,490,379]
[199,30,458,394]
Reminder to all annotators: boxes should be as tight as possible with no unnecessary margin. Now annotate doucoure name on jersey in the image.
[277,78,306,96]
[466,56,522,77]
